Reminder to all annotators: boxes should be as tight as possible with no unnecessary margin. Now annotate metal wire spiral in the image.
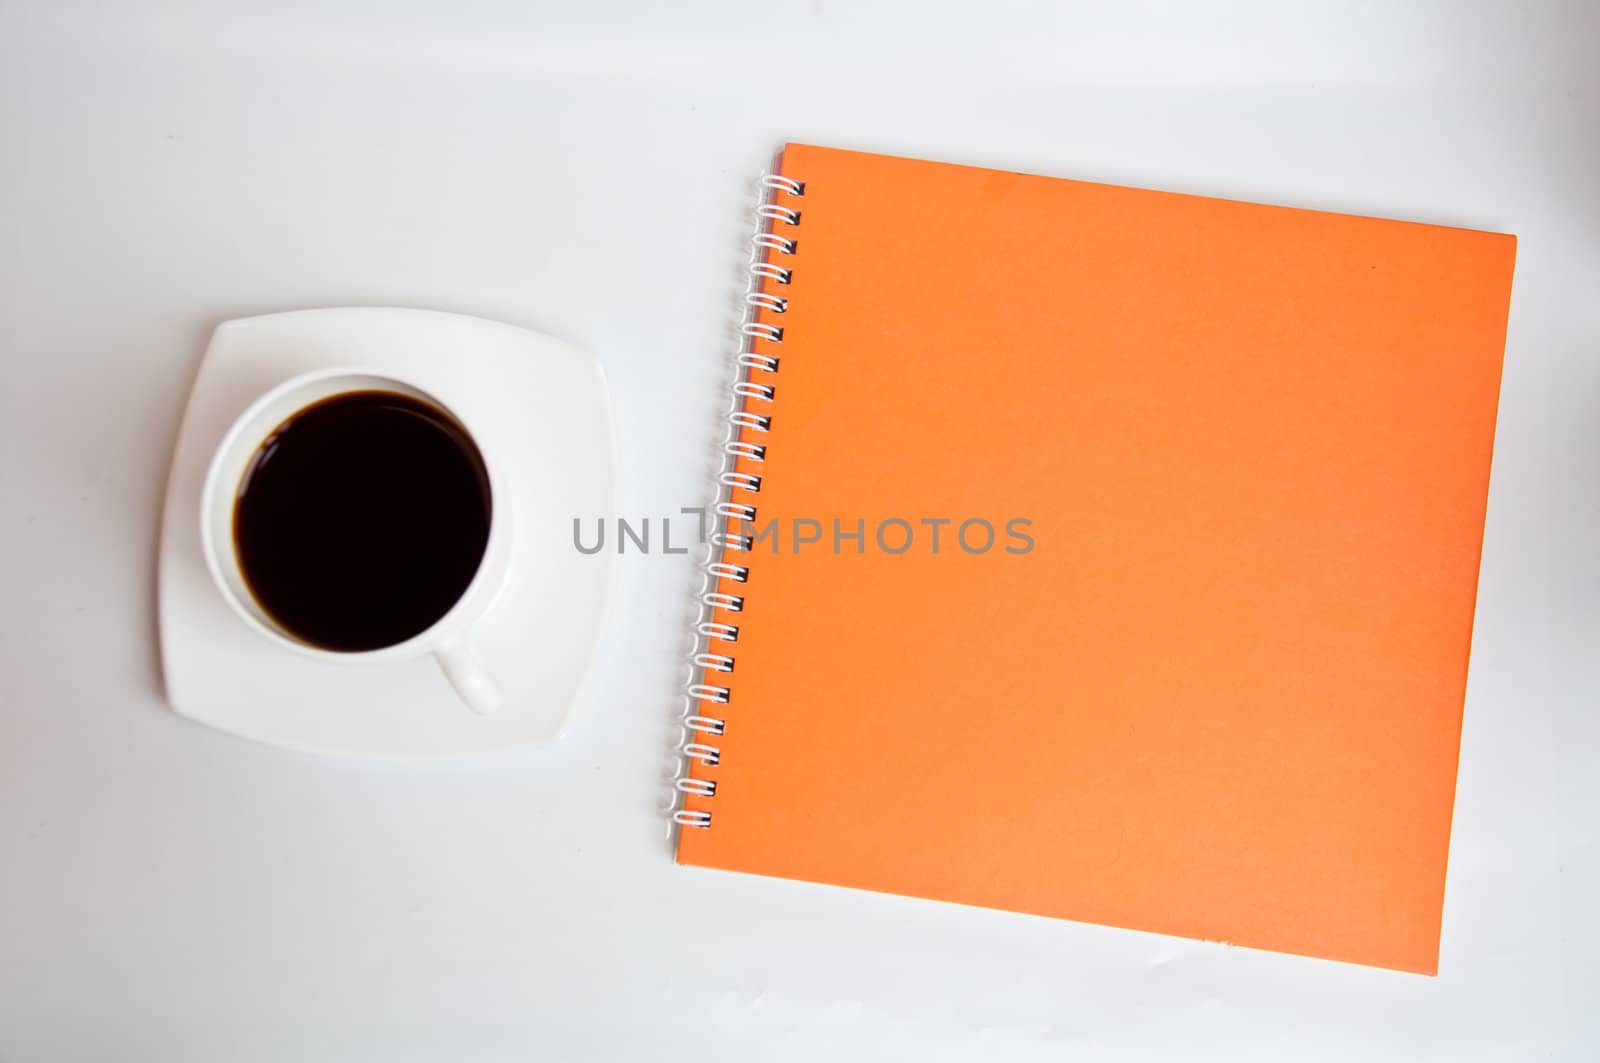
[670,171,804,831]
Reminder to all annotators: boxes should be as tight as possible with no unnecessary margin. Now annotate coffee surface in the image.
[233,390,492,652]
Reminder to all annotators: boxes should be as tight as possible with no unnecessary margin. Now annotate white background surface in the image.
[2,1,1596,1059]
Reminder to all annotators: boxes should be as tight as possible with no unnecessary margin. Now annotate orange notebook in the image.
[674,143,1516,974]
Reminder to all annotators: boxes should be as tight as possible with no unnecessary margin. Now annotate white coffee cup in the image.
[199,367,511,714]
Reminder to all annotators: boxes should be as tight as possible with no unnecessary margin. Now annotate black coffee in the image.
[233,390,492,652]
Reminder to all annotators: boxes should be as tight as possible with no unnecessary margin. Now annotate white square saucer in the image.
[158,308,615,757]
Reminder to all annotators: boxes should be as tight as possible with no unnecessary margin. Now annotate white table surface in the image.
[2,2,1596,1059]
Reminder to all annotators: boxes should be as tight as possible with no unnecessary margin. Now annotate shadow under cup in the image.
[227,387,493,653]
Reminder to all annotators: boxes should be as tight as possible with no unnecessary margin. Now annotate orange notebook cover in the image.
[675,143,1516,974]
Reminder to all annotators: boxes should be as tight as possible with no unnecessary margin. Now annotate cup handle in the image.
[434,639,502,715]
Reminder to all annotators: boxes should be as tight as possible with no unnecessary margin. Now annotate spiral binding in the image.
[671,170,805,832]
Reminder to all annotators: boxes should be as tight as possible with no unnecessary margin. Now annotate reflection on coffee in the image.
[233,390,491,652]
